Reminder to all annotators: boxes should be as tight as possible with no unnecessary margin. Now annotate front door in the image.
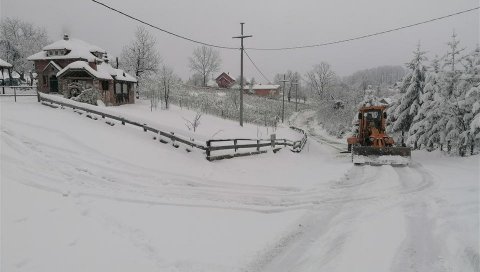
[49,75,58,92]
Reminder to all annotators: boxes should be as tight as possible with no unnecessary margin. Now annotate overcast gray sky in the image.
[1,0,479,82]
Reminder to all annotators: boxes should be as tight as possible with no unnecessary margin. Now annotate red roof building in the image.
[244,84,281,97]
[215,72,235,88]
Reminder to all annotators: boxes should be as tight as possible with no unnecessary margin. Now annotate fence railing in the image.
[38,94,308,161]
[205,127,307,161]
[0,86,38,102]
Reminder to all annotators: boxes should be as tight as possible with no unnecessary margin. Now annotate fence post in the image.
[257,139,260,152]
[271,134,276,149]
[121,119,125,125]
[234,139,237,152]
[206,140,211,161]
[36,90,40,102]
[143,124,147,132]
[14,87,16,102]
[284,139,287,146]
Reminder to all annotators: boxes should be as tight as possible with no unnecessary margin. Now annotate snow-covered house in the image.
[215,72,235,88]
[28,35,137,106]
[243,84,280,97]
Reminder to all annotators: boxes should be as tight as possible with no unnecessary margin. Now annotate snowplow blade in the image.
[352,146,411,166]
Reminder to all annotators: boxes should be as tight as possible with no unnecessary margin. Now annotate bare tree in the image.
[0,17,49,84]
[186,73,203,86]
[183,112,202,132]
[158,65,181,109]
[121,26,161,86]
[306,62,336,99]
[143,75,160,111]
[189,46,221,87]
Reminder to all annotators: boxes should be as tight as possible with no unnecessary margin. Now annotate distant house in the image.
[243,84,280,97]
[215,72,235,88]
[27,35,137,106]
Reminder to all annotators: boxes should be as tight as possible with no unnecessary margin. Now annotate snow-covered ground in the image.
[1,96,479,271]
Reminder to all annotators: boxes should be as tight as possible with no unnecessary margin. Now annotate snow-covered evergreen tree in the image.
[407,56,444,149]
[438,32,471,155]
[391,44,427,143]
[459,45,480,154]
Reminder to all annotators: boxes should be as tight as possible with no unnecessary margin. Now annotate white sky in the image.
[1,0,479,82]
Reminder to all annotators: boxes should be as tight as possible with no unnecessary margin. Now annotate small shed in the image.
[215,72,235,88]
[0,58,13,92]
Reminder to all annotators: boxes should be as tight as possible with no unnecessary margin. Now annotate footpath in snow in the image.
[1,96,479,272]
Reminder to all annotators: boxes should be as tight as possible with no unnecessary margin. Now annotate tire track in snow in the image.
[248,162,440,272]
[246,166,384,271]
[1,126,360,214]
[391,164,445,272]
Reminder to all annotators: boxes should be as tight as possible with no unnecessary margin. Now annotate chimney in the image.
[63,34,69,40]
[103,53,109,63]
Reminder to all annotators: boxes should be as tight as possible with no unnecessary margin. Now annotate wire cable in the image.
[244,50,271,83]
[245,6,479,51]
[91,1,478,52]
[91,0,238,50]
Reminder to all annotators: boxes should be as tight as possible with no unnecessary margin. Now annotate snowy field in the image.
[1,96,479,272]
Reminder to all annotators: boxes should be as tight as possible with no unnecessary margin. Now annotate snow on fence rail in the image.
[38,93,308,161]
[0,86,38,102]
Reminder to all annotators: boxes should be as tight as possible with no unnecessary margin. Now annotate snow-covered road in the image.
[1,99,478,271]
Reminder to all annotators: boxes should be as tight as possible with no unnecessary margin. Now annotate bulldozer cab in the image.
[357,106,387,142]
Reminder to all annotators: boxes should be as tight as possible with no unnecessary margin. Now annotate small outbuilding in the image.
[0,58,13,87]
[215,72,236,88]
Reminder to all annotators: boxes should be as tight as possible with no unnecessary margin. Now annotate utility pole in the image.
[292,81,298,112]
[280,74,289,123]
[233,23,252,127]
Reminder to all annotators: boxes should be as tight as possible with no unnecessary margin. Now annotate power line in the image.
[246,6,480,51]
[244,50,271,83]
[92,0,477,52]
[91,0,238,50]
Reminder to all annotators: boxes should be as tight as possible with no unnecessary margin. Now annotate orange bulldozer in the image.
[347,105,411,165]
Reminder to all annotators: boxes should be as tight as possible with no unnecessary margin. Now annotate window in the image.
[115,82,121,94]
[101,80,109,90]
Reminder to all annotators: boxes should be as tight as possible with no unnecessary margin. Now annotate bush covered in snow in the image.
[71,88,101,106]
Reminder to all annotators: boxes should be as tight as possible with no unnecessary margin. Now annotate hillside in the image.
[1,96,478,271]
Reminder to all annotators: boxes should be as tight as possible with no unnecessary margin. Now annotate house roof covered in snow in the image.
[57,61,111,80]
[215,72,235,82]
[57,60,137,83]
[243,84,280,90]
[42,61,62,72]
[27,35,105,62]
[113,68,137,82]
[0,58,12,68]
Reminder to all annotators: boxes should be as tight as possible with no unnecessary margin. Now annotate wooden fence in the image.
[38,94,308,161]
[206,128,307,161]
